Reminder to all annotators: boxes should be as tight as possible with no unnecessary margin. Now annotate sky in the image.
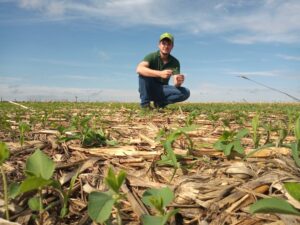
[0,0,300,103]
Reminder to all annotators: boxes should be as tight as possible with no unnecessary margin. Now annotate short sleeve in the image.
[143,53,155,63]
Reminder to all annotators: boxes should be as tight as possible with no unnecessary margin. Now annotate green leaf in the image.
[19,122,30,133]
[142,215,167,225]
[213,140,226,151]
[142,187,174,211]
[25,149,55,180]
[28,196,42,211]
[236,128,248,139]
[49,180,62,191]
[220,130,233,141]
[233,140,244,154]
[18,177,53,194]
[250,197,300,216]
[117,170,126,190]
[251,115,260,131]
[295,117,300,141]
[88,191,115,223]
[105,167,126,194]
[224,142,234,156]
[157,155,179,167]
[175,125,197,134]
[291,142,300,168]
[105,167,118,193]
[0,142,10,165]
[284,182,300,202]
[60,207,68,218]
[142,209,178,225]
[8,183,20,199]
[82,130,107,147]
[105,139,118,146]
[142,209,179,225]
[163,141,179,168]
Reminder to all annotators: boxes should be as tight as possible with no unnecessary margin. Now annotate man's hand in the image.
[174,74,184,87]
[160,69,173,79]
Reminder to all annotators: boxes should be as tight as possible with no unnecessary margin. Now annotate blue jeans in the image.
[138,75,190,107]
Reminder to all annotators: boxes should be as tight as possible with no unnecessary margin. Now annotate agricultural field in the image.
[0,101,300,225]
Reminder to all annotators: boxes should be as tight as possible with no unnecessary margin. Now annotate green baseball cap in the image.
[159,32,174,43]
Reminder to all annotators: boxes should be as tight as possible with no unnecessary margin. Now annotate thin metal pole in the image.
[238,75,300,102]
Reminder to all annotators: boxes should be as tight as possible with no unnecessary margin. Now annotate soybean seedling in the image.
[214,128,248,159]
[12,149,62,224]
[88,167,126,225]
[156,125,195,182]
[141,187,178,225]
[18,122,30,149]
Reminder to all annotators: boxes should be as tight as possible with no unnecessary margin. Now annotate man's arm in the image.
[136,61,173,79]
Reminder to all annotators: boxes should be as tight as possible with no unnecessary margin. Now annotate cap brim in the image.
[160,37,173,42]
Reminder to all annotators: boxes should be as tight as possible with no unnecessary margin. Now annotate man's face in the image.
[159,39,173,55]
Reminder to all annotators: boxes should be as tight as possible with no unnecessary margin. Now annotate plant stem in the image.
[1,166,9,220]
[38,188,44,225]
[116,204,122,225]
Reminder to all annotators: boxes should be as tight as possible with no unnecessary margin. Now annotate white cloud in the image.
[12,0,300,44]
[19,0,43,9]
[47,1,65,15]
[277,54,300,61]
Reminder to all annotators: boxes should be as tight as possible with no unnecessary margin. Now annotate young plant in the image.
[41,110,49,129]
[275,120,288,147]
[18,122,30,149]
[250,115,261,149]
[141,187,178,225]
[0,114,11,132]
[73,115,117,147]
[221,118,231,130]
[207,111,220,128]
[185,110,198,126]
[60,168,80,218]
[12,149,62,223]
[0,142,10,220]
[250,118,300,215]
[57,116,117,147]
[250,182,300,216]
[156,126,195,182]
[286,110,295,135]
[214,128,248,159]
[262,121,275,145]
[235,111,247,126]
[88,167,126,225]
[291,116,300,167]
[82,127,117,147]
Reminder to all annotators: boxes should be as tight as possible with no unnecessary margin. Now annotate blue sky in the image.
[1,0,300,102]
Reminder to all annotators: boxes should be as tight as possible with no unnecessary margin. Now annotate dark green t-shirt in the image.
[143,51,180,84]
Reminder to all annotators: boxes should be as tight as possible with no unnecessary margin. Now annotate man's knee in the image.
[181,87,190,101]
[185,88,190,99]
